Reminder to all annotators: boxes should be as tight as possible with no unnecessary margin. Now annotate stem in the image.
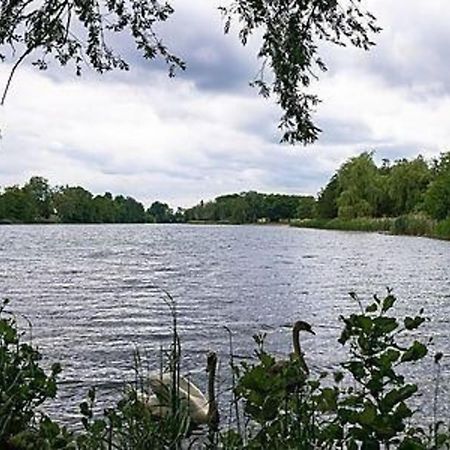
[1,47,32,105]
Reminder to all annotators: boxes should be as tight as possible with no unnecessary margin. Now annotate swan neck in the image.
[293,328,309,375]
[207,360,219,429]
[293,327,302,356]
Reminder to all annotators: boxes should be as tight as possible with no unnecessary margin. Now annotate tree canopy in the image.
[314,151,450,222]
[0,0,380,144]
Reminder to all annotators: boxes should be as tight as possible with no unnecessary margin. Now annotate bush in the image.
[391,214,435,236]
[0,299,65,448]
[435,219,450,240]
[1,292,449,449]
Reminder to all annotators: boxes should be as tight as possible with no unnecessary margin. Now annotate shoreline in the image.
[290,215,450,241]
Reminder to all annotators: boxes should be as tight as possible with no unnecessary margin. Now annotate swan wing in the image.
[177,375,206,401]
[148,372,206,401]
[137,392,171,418]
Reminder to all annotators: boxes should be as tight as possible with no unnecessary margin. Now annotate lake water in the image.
[0,224,449,424]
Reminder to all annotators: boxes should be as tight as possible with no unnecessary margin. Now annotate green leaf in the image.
[404,316,425,330]
[381,385,418,411]
[398,437,427,449]
[343,361,366,381]
[382,294,396,313]
[374,317,398,334]
[358,403,377,426]
[401,341,428,362]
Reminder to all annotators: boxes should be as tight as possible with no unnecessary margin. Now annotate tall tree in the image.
[22,176,54,220]
[0,0,380,144]
[336,152,383,219]
[316,174,340,219]
[0,185,35,222]
[147,201,173,223]
[423,152,450,220]
[387,156,431,216]
[53,186,95,223]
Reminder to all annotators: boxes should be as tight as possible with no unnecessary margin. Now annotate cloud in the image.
[0,0,449,207]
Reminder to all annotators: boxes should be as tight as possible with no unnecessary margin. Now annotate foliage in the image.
[298,150,450,239]
[0,0,184,104]
[147,201,175,224]
[435,218,450,240]
[22,176,54,221]
[387,157,432,216]
[333,291,430,448]
[391,214,435,236]
[316,175,340,219]
[336,152,384,219]
[0,0,380,143]
[0,177,152,223]
[231,332,322,449]
[1,291,449,449]
[424,153,450,220]
[229,291,450,449]
[184,191,316,224]
[220,0,380,143]
[0,299,63,448]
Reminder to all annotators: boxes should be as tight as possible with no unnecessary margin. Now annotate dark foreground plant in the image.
[0,291,449,449]
[0,299,68,448]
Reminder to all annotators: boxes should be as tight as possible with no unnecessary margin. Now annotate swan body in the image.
[144,352,218,427]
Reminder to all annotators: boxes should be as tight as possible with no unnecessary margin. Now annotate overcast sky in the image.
[0,0,449,208]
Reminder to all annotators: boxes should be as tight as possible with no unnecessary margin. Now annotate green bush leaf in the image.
[382,294,396,313]
[401,341,427,363]
[404,316,425,330]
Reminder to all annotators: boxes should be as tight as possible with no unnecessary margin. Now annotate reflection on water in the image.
[0,224,449,423]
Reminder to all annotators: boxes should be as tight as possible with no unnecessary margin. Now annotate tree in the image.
[423,152,450,220]
[147,201,173,223]
[22,176,54,220]
[53,186,95,223]
[0,1,380,144]
[92,192,117,223]
[0,185,35,222]
[316,174,340,219]
[114,195,146,223]
[387,156,431,216]
[336,152,384,219]
[296,196,315,219]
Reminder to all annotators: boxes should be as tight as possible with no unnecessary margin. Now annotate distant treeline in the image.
[1,150,449,226]
[0,178,315,225]
[183,192,315,224]
[0,178,181,224]
[183,150,450,227]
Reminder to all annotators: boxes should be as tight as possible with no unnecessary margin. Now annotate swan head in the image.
[206,351,217,372]
[293,320,315,335]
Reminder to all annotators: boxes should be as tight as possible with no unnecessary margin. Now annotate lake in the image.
[0,224,449,424]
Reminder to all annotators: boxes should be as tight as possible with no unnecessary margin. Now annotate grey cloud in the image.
[318,117,376,146]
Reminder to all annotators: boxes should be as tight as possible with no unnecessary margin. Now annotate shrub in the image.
[0,299,64,448]
[1,292,449,449]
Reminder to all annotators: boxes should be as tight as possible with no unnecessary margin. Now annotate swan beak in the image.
[308,328,316,335]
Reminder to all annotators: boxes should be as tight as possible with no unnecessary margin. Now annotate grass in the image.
[291,214,450,240]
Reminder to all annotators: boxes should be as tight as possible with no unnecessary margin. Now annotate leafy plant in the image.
[328,290,447,449]
[0,299,62,447]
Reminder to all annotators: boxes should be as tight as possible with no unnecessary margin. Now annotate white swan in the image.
[144,352,218,427]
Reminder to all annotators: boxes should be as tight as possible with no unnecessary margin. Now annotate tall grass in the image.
[291,214,450,240]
